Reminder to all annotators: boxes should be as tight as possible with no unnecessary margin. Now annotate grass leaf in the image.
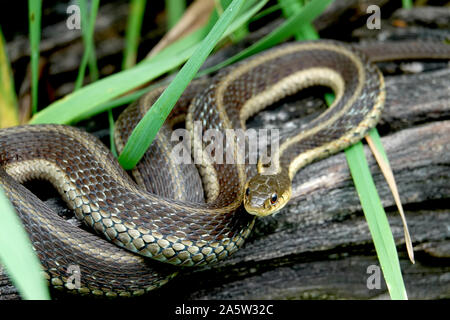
[79,0,99,81]
[74,0,99,91]
[29,0,262,125]
[166,0,186,29]
[122,0,147,70]
[117,0,246,169]
[30,43,195,124]
[345,143,407,299]
[0,185,50,300]
[402,0,413,9]
[77,0,268,121]
[199,0,333,75]
[282,0,408,300]
[28,0,42,114]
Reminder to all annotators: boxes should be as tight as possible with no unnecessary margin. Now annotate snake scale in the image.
[0,40,449,297]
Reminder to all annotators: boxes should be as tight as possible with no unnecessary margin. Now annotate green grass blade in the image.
[367,129,390,168]
[140,20,213,65]
[29,0,262,126]
[250,2,284,22]
[108,109,118,157]
[224,0,267,39]
[166,0,186,29]
[78,0,268,121]
[28,0,42,115]
[74,0,99,91]
[199,0,333,75]
[402,0,413,9]
[284,0,407,299]
[142,0,265,65]
[328,84,407,301]
[122,0,147,70]
[117,0,246,169]
[79,0,99,81]
[30,43,196,125]
[74,83,160,122]
[115,0,148,159]
[345,143,407,299]
[0,185,50,300]
[278,0,302,17]
[0,27,19,128]
[278,0,319,40]
[221,0,249,42]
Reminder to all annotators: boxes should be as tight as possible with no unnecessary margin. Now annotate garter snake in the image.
[0,40,449,297]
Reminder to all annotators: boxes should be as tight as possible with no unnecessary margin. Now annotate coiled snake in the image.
[0,40,449,297]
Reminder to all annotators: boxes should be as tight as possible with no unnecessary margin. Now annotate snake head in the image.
[243,170,292,217]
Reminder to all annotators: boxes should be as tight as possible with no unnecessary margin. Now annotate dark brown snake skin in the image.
[0,40,449,297]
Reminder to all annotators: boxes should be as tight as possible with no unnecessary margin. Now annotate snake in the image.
[0,40,449,297]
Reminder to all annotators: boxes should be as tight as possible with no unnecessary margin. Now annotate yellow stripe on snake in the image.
[0,40,449,297]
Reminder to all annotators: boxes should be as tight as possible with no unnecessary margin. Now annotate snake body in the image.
[0,40,449,296]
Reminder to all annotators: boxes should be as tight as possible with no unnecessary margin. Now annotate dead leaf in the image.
[366,134,415,264]
[147,0,215,58]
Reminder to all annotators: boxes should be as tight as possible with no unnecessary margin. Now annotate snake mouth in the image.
[244,205,271,217]
[243,201,281,217]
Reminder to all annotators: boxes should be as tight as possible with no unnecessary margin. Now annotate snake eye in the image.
[270,193,278,205]
[245,187,250,197]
